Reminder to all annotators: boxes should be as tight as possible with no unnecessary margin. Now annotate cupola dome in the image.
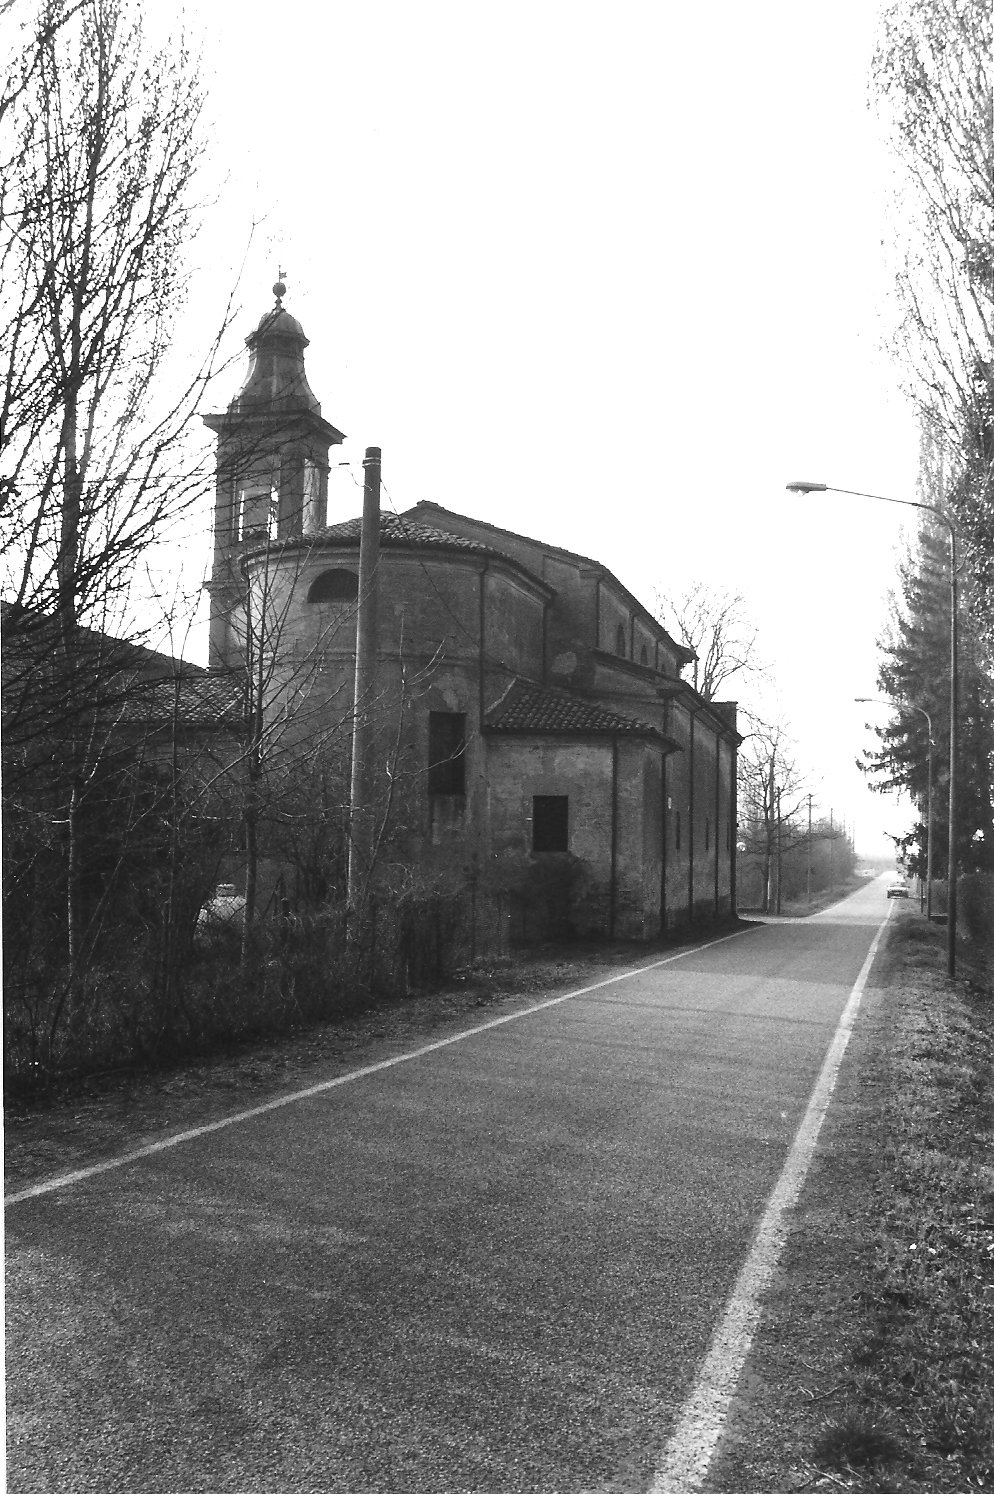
[228,284,321,416]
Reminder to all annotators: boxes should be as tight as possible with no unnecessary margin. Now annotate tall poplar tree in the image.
[874,0,994,644]
[860,520,994,876]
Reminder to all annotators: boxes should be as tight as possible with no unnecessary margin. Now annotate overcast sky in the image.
[154,0,925,858]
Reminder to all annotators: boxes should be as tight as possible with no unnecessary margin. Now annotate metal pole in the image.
[347,446,382,907]
[788,485,959,975]
[829,808,834,892]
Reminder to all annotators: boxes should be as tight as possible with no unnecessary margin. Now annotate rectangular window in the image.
[238,481,275,540]
[532,795,569,853]
[427,712,466,795]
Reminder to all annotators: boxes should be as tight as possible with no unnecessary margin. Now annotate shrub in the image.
[503,854,586,943]
[958,873,992,946]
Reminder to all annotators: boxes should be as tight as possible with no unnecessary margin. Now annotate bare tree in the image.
[873,0,994,633]
[737,718,809,914]
[655,582,764,701]
[0,0,230,993]
[0,0,219,628]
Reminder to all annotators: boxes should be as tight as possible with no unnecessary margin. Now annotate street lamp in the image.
[787,480,959,976]
[855,697,934,920]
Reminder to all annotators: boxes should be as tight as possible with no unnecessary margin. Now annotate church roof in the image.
[402,501,697,666]
[1,610,243,742]
[118,671,244,729]
[484,677,674,743]
[242,510,556,597]
[318,512,491,553]
[404,500,605,572]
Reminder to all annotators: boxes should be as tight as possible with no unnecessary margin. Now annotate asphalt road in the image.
[6,877,892,1494]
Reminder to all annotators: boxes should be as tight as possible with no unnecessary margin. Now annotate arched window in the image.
[615,623,626,657]
[306,569,359,603]
[639,644,649,667]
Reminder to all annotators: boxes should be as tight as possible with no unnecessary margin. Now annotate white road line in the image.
[649,901,894,1494]
[5,924,757,1208]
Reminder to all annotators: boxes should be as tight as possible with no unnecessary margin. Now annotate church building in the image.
[203,289,740,940]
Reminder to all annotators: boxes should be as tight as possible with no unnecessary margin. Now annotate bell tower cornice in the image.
[202,406,345,447]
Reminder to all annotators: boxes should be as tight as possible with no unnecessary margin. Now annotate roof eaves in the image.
[484,723,681,752]
[591,648,688,682]
[663,682,743,743]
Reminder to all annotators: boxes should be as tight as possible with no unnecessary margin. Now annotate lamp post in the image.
[787,480,958,976]
[856,697,934,920]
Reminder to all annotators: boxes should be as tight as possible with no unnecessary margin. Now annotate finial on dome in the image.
[273,269,286,306]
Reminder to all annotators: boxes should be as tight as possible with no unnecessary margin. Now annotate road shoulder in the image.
[704,905,994,1493]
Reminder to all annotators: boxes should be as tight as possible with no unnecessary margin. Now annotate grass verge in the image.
[739,874,868,920]
[708,904,994,1492]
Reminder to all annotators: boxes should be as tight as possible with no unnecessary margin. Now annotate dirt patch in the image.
[705,905,994,1493]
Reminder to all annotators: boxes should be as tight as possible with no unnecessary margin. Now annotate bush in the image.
[503,854,586,943]
[958,873,992,947]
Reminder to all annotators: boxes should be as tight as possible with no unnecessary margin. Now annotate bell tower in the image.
[203,282,345,669]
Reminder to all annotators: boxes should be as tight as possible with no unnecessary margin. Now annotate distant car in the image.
[886,881,910,899]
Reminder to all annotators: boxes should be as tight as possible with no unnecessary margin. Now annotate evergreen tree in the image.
[860,519,994,876]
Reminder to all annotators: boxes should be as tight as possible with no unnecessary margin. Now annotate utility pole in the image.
[829,807,834,893]
[766,750,776,914]
[775,786,783,915]
[806,793,813,906]
[347,446,382,909]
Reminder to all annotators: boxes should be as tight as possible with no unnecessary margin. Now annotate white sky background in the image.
[150,0,927,859]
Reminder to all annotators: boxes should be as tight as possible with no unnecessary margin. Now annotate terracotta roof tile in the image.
[484,678,664,739]
[319,513,490,553]
[120,673,244,729]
